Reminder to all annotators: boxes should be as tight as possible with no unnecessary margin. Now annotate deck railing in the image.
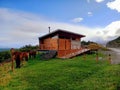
[57,48,83,58]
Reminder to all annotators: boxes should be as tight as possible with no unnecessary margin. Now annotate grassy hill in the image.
[106,36,120,48]
[0,54,120,90]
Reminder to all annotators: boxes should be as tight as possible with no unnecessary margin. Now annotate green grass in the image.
[0,54,120,90]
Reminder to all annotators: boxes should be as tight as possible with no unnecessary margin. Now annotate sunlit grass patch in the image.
[0,54,120,90]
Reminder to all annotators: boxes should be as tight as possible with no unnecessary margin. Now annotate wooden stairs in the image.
[58,49,90,59]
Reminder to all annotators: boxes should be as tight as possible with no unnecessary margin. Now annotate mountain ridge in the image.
[106,36,120,48]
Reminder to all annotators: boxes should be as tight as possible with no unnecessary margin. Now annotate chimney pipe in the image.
[48,27,50,33]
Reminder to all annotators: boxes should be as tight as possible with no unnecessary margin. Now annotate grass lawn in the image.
[0,53,120,90]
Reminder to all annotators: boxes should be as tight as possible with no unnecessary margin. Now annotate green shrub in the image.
[0,51,11,62]
[19,44,39,52]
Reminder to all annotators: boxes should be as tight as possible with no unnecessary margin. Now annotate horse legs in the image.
[29,51,36,59]
[15,55,21,68]
[29,54,32,59]
[25,56,28,61]
[34,54,36,58]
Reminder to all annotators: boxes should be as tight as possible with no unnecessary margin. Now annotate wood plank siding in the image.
[40,38,58,50]
[40,39,71,50]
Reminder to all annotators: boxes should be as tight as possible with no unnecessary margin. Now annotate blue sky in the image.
[1,0,120,27]
[0,0,120,48]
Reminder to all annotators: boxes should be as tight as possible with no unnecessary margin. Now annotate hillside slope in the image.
[0,55,120,90]
[106,36,120,48]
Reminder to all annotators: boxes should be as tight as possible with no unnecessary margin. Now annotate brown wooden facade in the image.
[39,29,85,58]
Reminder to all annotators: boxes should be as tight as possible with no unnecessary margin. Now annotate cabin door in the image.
[65,39,71,50]
[58,39,71,50]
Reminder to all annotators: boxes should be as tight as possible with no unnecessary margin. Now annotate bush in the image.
[0,51,11,62]
[88,43,100,50]
[19,44,39,52]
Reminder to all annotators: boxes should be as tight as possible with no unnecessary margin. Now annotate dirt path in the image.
[107,48,120,64]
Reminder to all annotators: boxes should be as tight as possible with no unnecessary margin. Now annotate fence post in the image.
[96,51,98,63]
[83,48,86,60]
[10,48,14,72]
[108,54,111,64]
[84,52,86,60]
[11,56,14,71]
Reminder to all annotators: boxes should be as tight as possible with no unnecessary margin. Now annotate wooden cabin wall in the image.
[50,39,58,50]
[43,38,58,50]
[40,37,81,50]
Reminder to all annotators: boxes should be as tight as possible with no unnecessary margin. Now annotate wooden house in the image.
[39,29,89,58]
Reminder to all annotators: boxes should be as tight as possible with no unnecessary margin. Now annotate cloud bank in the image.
[107,0,120,13]
[0,8,119,48]
[95,0,104,3]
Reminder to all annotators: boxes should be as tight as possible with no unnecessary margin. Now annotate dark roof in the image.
[39,29,85,40]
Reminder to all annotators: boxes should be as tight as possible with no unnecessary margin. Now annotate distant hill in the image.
[0,48,10,52]
[106,36,120,48]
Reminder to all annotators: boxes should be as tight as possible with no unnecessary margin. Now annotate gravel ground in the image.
[103,48,120,64]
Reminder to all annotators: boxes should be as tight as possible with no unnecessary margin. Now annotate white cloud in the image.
[92,21,120,44]
[88,12,93,16]
[0,8,119,48]
[87,0,90,3]
[102,21,120,40]
[95,0,104,3]
[71,17,83,23]
[107,0,120,13]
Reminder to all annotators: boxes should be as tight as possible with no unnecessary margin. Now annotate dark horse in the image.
[29,50,37,59]
[10,48,29,68]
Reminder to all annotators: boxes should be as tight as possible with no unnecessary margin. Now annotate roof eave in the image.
[39,29,86,40]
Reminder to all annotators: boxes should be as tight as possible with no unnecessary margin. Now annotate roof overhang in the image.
[39,29,85,40]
